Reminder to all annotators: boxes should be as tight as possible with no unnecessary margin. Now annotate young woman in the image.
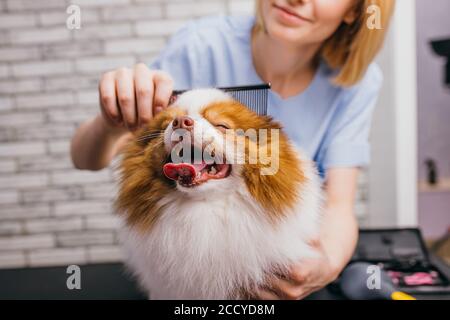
[71,0,395,299]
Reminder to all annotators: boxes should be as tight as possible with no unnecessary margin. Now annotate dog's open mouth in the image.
[162,148,231,188]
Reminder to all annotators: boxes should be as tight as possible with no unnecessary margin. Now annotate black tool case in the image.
[351,228,450,295]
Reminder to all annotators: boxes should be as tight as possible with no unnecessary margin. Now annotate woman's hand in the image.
[71,64,174,170]
[99,63,174,132]
[255,239,340,300]
[253,168,359,300]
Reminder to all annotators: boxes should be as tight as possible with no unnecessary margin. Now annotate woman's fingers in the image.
[115,67,137,131]
[288,267,308,285]
[99,71,121,125]
[134,63,154,127]
[256,287,281,300]
[269,276,304,300]
[98,64,174,132]
[153,70,174,115]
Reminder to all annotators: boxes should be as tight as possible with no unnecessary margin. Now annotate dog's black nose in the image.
[172,116,194,131]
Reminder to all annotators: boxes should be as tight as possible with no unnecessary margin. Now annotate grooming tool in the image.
[170,83,271,116]
[340,262,417,300]
[351,229,450,295]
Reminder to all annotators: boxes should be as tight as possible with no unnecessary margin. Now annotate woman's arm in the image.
[71,114,131,170]
[320,167,359,275]
[71,64,174,171]
[256,167,360,300]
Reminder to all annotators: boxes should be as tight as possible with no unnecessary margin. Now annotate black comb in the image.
[170,83,271,116]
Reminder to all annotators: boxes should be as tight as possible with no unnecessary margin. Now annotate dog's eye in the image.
[214,123,230,132]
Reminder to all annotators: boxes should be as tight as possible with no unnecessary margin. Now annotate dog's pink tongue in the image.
[163,162,207,183]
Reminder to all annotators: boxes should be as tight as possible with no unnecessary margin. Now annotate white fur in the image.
[118,89,324,299]
[174,88,233,115]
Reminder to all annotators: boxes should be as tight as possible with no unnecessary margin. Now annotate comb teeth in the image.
[171,83,271,115]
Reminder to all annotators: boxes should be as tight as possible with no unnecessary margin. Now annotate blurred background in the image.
[0,0,448,273]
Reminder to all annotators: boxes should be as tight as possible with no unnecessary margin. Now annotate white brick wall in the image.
[0,0,369,270]
[12,61,73,78]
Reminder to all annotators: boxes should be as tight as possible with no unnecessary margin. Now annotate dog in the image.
[116,88,323,299]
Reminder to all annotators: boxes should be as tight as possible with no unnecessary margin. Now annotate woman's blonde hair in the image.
[255,0,396,87]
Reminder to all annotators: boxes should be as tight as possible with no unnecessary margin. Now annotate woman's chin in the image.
[266,24,309,45]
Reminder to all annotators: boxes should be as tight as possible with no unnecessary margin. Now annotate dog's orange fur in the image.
[202,102,307,217]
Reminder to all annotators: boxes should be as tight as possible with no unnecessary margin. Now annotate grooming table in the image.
[0,259,449,300]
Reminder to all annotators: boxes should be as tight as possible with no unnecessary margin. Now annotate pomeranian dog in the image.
[116,89,323,299]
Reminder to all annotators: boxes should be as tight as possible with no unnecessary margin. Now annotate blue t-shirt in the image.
[150,15,383,180]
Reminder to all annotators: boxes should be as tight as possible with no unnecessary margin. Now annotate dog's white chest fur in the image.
[119,160,323,300]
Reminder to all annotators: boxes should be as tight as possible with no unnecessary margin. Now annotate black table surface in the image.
[1,262,450,300]
[0,263,145,300]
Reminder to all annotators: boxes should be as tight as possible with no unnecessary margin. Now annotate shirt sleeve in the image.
[321,64,383,170]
